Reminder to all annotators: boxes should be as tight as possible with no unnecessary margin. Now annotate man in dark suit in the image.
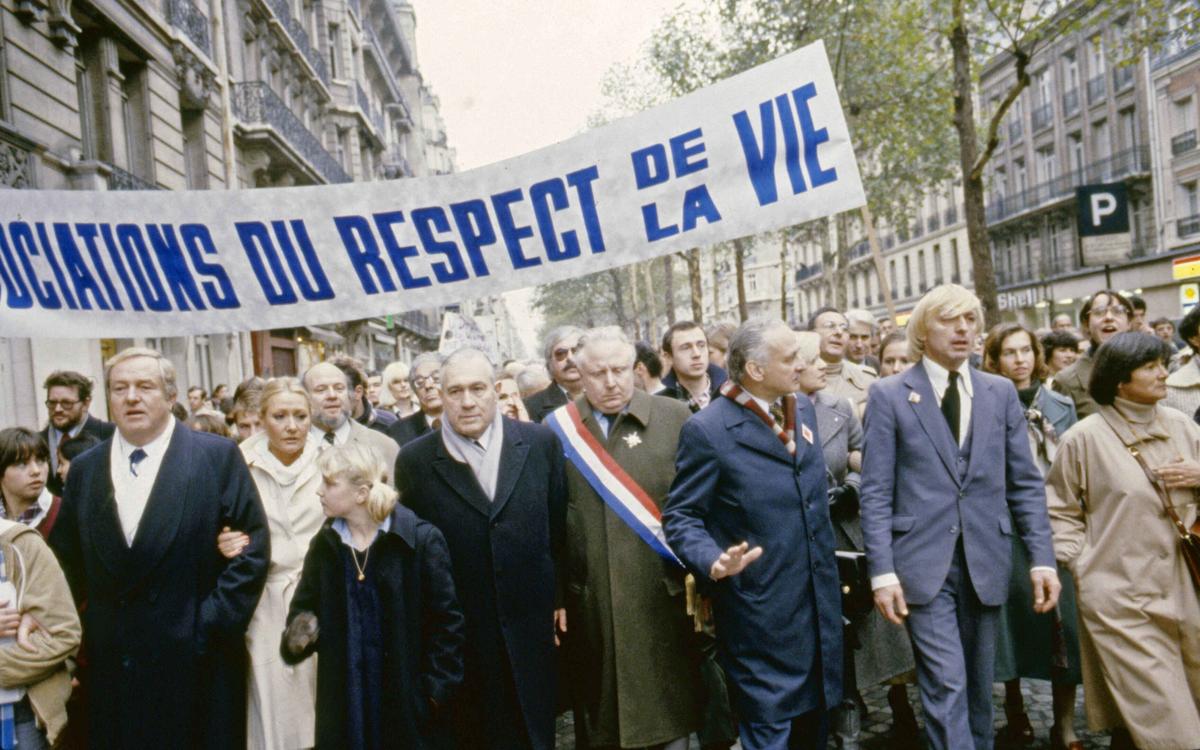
[664,318,843,750]
[388,351,446,446]
[523,326,584,422]
[49,347,270,749]
[40,370,114,495]
[860,284,1060,750]
[396,348,565,750]
[656,320,727,411]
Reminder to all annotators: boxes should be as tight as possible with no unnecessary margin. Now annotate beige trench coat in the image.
[242,433,326,750]
[1045,399,1200,749]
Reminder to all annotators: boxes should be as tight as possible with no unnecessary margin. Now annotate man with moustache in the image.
[548,327,703,750]
[664,319,843,750]
[397,348,565,750]
[50,347,270,749]
[40,370,114,496]
[524,326,585,422]
[303,361,398,483]
[808,307,876,415]
[657,321,727,412]
[388,352,446,446]
[1051,290,1133,418]
[860,285,1059,749]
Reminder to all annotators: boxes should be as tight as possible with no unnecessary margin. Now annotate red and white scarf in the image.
[720,381,796,455]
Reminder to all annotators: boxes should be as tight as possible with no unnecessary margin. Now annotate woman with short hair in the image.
[381,361,417,418]
[1046,332,1200,750]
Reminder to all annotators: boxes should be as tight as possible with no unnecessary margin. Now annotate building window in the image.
[1036,146,1056,183]
[1088,35,1105,75]
[951,238,962,282]
[0,28,8,121]
[889,259,897,294]
[1062,51,1079,93]
[903,256,912,297]
[1014,159,1027,194]
[917,249,928,291]
[76,36,153,181]
[748,272,758,292]
[1119,108,1137,150]
[328,24,342,79]
[933,243,944,284]
[1181,181,1199,218]
[1069,132,1084,173]
[1091,119,1109,160]
[181,107,209,189]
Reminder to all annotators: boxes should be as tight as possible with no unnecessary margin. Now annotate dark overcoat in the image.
[50,423,270,749]
[524,384,568,423]
[281,507,465,750]
[395,417,566,750]
[663,394,844,723]
[389,409,433,446]
[42,415,115,496]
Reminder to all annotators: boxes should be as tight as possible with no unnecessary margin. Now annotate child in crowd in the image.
[281,443,464,750]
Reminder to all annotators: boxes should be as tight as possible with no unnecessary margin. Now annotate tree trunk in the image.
[831,214,848,309]
[733,239,749,322]
[711,248,721,318]
[642,261,658,344]
[608,268,632,333]
[683,249,704,324]
[662,255,676,326]
[780,233,789,321]
[951,0,999,327]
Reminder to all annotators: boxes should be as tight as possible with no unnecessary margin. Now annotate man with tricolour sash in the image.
[545,327,702,750]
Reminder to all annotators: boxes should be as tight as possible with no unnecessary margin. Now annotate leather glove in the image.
[284,611,319,655]
[827,483,860,520]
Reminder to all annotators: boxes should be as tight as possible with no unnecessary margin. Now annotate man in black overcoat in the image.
[396,348,566,750]
[523,326,584,422]
[50,347,270,749]
[389,351,447,446]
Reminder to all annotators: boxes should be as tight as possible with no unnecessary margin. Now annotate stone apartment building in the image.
[0,0,453,428]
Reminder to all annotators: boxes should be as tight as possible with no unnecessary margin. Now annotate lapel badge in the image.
[801,424,814,444]
[623,433,642,449]
[908,392,921,404]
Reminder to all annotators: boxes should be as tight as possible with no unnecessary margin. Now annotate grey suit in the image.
[812,392,862,547]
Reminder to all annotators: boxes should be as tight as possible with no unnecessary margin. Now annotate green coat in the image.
[1051,351,1096,418]
[562,391,703,748]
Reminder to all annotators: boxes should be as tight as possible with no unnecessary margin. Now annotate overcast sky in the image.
[411,0,682,354]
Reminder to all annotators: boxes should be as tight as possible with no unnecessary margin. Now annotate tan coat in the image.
[241,434,326,750]
[0,520,80,746]
[347,419,399,485]
[1051,351,1097,418]
[1045,399,1200,748]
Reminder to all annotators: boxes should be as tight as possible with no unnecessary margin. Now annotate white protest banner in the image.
[0,40,864,338]
[439,311,499,362]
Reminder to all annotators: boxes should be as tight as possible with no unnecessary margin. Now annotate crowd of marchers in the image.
[0,282,1197,750]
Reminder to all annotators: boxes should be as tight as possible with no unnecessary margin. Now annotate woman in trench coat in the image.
[227,377,326,749]
[1045,332,1200,750]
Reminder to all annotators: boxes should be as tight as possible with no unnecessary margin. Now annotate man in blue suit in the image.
[664,318,843,750]
[860,284,1060,750]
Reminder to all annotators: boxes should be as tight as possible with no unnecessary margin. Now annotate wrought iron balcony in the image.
[395,310,439,340]
[1153,27,1200,71]
[1181,215,1200,239]
[1031,103,1053,132]
[232,81,350,183]
[1061,88,1079,116]
[1112,65,1134,92]
[985,145,1151,224]
[795,262,823,282]
[1172,130,1197,156]
[1008,120,1023,143]
[263,0,329,86]
[166,0,210,55]
[104,163,159,190]
[0,128,35,188]
[1087,74,1106,104]
[382,147,412,179]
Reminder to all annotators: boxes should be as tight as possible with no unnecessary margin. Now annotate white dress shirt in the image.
[310,419,352,447]
[921,357,973,448]
[110,417,176,546]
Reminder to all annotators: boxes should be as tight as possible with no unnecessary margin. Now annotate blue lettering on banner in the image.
[670,129,708,176]
[732,82,838,207]
[529,179,579,262]
[235,221,299,305]
[33,223,78,310]
[372,212,430,290]
[566,166,606,254]
[51,223,111,311]
[490,189,541,269]
[11,222,61,309]
[632,144,671,189]
[270,220,335,301]
[116,224,172,312]
[180,224,239,309]
[0,227,33,309]
[412,207,470,284]
[336,214,395,294]
[449,200,496,277]
[147,225,209,311]
[71,224,124,311]
[98,223,145,312]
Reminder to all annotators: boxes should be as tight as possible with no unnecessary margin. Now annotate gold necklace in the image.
[350,544,370,582]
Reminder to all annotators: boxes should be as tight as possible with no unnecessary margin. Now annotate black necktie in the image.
[942,370,961,444]
[323,430,336,446]
[129,448,148,477]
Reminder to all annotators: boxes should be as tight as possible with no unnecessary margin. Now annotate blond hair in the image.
[906,284,983,361]
[794,330,822,364]
[104,346,178,398]
[316,442,397,523]
[258,376,310,417]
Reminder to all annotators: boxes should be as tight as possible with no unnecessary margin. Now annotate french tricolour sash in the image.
[545,401,684,569]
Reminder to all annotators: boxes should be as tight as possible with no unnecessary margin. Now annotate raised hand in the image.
[709,541,764,580]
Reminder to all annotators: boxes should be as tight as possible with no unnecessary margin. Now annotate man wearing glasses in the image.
[524,326,585,423]
[1051,290,1133,418]
[388,351,448,446]
[806,307,877,416]
[40,370,114,495]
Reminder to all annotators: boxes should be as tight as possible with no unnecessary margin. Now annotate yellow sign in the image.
[1173,255,1200,280]
[1181,282,1199,311]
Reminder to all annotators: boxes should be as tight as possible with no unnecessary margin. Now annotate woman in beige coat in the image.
[1045,332,1200,750]
[227,377,325,749]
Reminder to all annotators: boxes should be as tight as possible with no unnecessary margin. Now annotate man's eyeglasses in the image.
[413,374,441,388]
[816,321,849,332]
[1088,305,1129,320]
[553,344,582,362]
[45,399,80,410]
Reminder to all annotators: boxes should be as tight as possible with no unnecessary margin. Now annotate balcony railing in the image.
[1087,74,1106,104]
[1153,27,1200,70]
[0,130,35,188]
[911,221,924,239]
[382,146,413,179]
[1008,120,1023,143]
[1061,88,1079,116]
[232,82,350,183]
[796,262,823,281]
[927,215,940,233]
[849,239,870,260]
[263,0,329,86]
[166,0,210,55]
[363,25,411,126]
[1112,65,1134,92]
[1172,130,1197,156]
[1031,102,1053,132]
[355,83,385,135]
[944,205,959,225]
[395,311,439,340]
[1181,215,1200,239]
[985,145,1151,223]
[104,163,159,191]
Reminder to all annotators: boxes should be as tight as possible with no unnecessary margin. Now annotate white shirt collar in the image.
[921,357,974,398]
[310,418,352,446]
[424,411,441,430]
[115,416,176,458]
[332,515,392,547]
